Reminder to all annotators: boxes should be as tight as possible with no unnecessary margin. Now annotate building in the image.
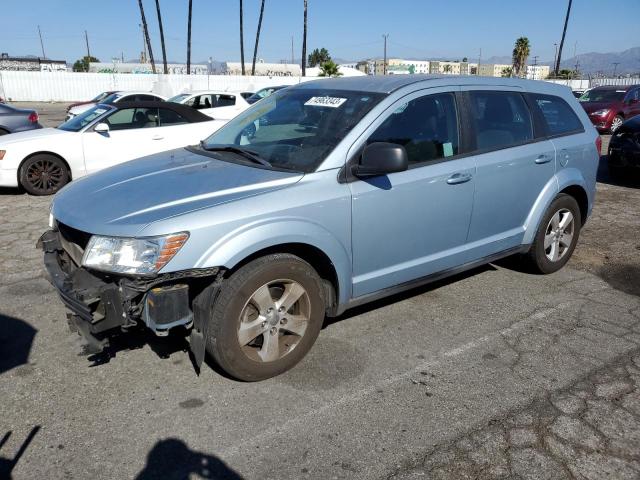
[89,62,209,75]
[0,53,67,72]
[478,63,512,77]
[526,65,550,80]
[223,62,300,76]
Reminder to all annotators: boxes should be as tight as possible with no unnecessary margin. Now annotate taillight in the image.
[595,135,602,155]
[28,112,39,123]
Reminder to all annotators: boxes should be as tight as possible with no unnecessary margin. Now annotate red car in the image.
[65,91,117,113]
[579,85,640,133]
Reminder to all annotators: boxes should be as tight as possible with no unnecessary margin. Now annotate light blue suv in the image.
[40,76,599,380]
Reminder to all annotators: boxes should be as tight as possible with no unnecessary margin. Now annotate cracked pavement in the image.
[1,106,639,479]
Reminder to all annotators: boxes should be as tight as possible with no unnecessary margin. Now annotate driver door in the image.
[81,107,168,174]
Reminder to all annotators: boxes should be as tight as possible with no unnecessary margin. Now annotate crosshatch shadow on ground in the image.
[135,438,243,480]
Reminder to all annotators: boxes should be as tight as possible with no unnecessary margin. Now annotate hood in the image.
[580,101,618,114]
[52,147,303,236]
[0,127,70,146]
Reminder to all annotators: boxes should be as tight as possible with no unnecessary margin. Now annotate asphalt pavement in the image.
[0,103,639,479]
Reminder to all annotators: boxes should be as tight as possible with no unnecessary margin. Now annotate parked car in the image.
[0,102,224,195]
[40,76,598,381]
[66,91,167,120]
[246,85,288,104]
[608,114,640,176]
[240,91,255,100]
[168,90,249,120]
[65,91,117,115]
[578,84,640,133]
[0,103,42,135]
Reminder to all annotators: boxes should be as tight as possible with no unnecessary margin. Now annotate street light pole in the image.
[37,25,46,59]
[382,34,389,75]
[612,62,619,78]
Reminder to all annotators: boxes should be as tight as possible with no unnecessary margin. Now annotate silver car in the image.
[40,75,599,381]
[0,103,42,136]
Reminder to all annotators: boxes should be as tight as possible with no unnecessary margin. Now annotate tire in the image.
[525,194,581,274]
[610,115,624,133]
[206,254,326,381]
[19,154,70,196]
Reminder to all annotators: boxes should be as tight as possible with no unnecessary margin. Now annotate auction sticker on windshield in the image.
[305,96,347,108]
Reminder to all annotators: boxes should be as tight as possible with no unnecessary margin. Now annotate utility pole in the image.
[37,25,46,59]
[553,43,558,75]
[291,36,294,65]
[382,34,389,75]
[612,62,620,78]
[84,30,91,72]
[139,23,147,63]
[477,48,482,75]
[138,0,156,73]
[555,0,573,76]
[532,55,539,66]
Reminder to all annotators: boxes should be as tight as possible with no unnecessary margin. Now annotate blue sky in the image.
[2,0,639,64]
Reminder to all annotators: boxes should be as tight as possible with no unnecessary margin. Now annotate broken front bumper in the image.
[38,228,221,368]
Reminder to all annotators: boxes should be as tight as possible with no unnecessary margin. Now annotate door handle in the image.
[151,135,164,140]
[535,154,552,164]
[446,172,472,185]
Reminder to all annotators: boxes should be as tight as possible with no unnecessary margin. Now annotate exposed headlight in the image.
[591,109,610,116]
[82,232,189,275]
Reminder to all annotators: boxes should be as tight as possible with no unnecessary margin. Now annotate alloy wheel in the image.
[26,158,64,193]
[544,208,574,262]
[611,116,623,133]
[237,279,311,363]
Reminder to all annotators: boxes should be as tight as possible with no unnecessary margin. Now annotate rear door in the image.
[81,107,168,173]
[461,87,556,256]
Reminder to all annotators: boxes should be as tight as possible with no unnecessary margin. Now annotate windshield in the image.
[202,88,385,172]
[58,105,112,132]
[91,92,112,102]
[168,93,191,103]
[101,93,123,105]
[248,87,283,102]
[579,89,626,103]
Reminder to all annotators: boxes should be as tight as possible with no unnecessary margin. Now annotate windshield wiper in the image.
[200,143,272,167]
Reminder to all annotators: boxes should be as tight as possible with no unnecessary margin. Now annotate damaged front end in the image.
[37,225,223,371]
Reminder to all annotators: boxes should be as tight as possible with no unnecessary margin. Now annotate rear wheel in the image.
[206,254,326,381]
[19,154,69,195]
[525,194,581,274]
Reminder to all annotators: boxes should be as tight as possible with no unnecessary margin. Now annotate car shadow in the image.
[0,187,24,196]
[0,427,40,479]
[597,154,640,188]
[135,438,243,480]
[0,314,37,375]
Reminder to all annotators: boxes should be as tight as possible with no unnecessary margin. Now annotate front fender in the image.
[195,217,352,305]
[522,168,588,245]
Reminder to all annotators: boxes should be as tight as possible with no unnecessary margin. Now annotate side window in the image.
[529,94,583,136]
[367,93,459,165]
[119,95,137,102]
[138,94,161,102]
[190,95,213,110]
[215,94,236,107]
[158,108,189,126]
[105,108,159,130]
[469,91,533,151]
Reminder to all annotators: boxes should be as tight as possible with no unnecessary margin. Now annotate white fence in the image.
[0,71,313,102]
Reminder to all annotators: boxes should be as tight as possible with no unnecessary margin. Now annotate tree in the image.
[501,66,513,77]
[555,0,573,76]
[318,60,342,77]
[251,0,266,76]
[547,69,577,79]
[308,48,330,67]
[462,57,468,63]
[511,37,530,77]
[239,0,245,75]
[302,0,308,76]
[72,55,99,72]
[155,0,168,74]
[443,64,452,73]
[187,0,193,74]
[138,0,156,73]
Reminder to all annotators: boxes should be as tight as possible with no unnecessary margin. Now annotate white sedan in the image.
[0,102,225,195]
[168,90,250,120]
[66,91,167,120]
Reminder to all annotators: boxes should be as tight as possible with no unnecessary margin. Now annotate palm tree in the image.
[302,0,308,76]
[512,37,530,77]
[239,0,245,75]
[501,66,513,78]
[137,0,156,73]
[443,64,452,74]
[555,0,573,76]
[251,0,266,76]
[187,0,193,74]
[318,60,342,77]
[155,0,168,74]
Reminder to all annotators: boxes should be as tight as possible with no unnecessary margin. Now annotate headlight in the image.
[82,232,189,275]
[591,109,610,116]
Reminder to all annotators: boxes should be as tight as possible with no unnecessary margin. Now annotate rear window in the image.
[530,94,583,136]
[469,91,533,151]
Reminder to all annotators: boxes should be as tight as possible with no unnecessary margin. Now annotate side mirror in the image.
[352,142,408,177]
[94,123,110,134]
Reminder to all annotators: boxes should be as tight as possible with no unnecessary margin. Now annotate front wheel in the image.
[206,254,326,381]
[19,154,69,195]
[610,115,624,133]
[525,194,581,274]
